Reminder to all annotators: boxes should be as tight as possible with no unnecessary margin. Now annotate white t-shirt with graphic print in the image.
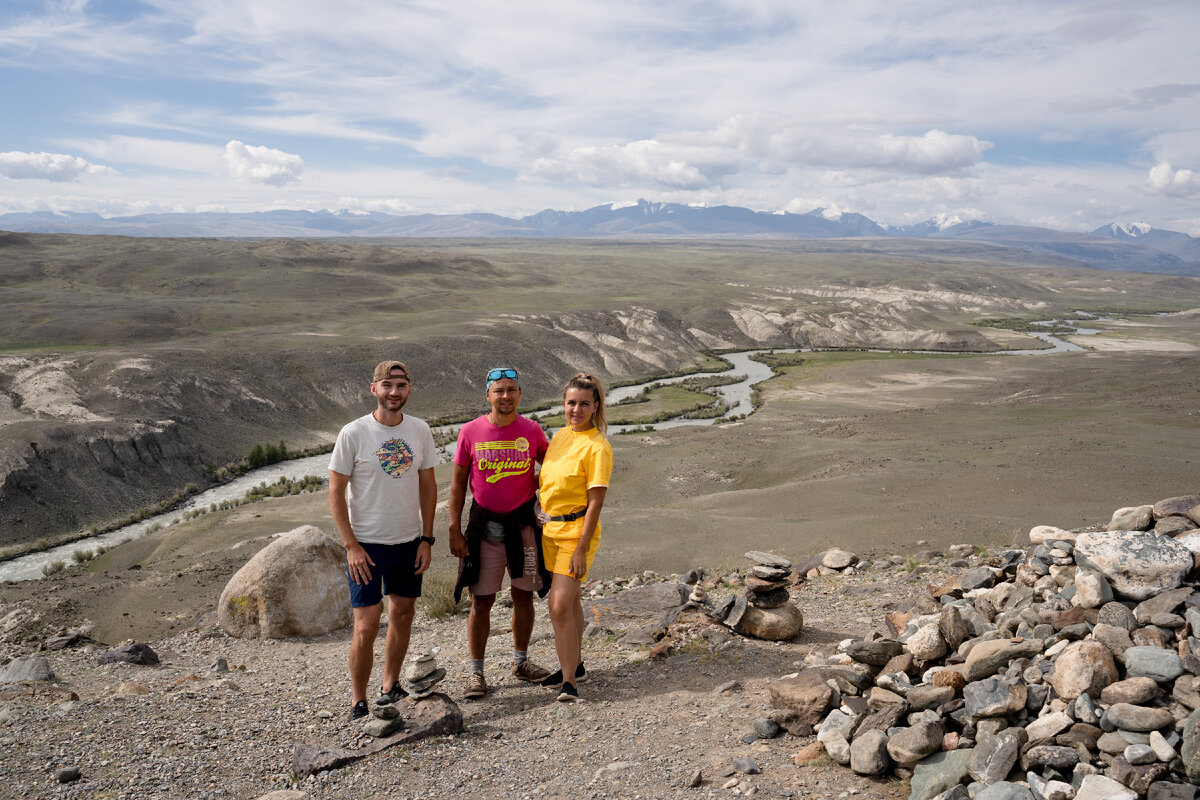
[329,412,440,545]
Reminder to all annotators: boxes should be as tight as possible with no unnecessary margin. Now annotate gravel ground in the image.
[0,552,965,800]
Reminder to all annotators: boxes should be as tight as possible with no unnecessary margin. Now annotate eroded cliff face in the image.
[0,421,216,546]
[0,299,1003,546]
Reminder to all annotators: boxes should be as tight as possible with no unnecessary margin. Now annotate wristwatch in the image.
[419,535,436,546]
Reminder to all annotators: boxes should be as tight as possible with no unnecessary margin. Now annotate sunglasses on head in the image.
[486,368,519,382]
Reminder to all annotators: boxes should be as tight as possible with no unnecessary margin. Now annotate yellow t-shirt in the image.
[538,426,613,540]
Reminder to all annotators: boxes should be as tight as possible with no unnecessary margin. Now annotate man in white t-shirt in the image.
[329,360,440,721]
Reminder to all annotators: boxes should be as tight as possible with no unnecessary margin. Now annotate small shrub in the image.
[42,560,65,576]
[71,549,92,563]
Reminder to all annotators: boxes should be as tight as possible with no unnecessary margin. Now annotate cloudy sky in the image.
[2,0,1200,232]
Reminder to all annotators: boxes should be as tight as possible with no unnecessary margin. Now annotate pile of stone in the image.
[717,552,804,641]
[401,652,445,698]
[768,492,1200,800]
[796,547,864,578]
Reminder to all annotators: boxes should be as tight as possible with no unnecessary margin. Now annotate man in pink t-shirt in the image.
[449,368,551,699]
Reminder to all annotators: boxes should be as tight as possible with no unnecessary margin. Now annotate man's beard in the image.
[378,395,407,411]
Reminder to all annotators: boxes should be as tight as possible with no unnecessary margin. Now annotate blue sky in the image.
[2,0,1200,233]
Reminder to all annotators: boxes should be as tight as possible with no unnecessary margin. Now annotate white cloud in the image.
[722,117,992,174]
[223,140,303,186]
[523,139,731,190]
[1144,161,1200,198]
[0,151,115,182]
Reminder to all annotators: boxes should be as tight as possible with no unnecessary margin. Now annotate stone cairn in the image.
[715,552,804,641]
[401,652,446,699]
[361,651,448,739]
[767,492,1200,800]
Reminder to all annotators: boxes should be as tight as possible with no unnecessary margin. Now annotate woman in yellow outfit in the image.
[537,372,613,702]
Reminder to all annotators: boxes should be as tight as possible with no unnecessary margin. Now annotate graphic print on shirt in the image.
[475,436,533,484]
[374,438,415,478]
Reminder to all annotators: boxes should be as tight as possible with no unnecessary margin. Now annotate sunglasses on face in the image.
[486,368,519,382]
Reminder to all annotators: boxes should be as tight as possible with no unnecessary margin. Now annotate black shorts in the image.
[346,540,423,607]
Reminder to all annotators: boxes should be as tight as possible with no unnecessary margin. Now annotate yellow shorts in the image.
[542,533,600,582]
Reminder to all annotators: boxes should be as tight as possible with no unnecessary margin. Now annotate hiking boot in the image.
[375,682,408,706]
[349,699,369,720]
[557,682,581,702]
[511,659,553,683]
[539,662,587,686]
[463,670,487,699]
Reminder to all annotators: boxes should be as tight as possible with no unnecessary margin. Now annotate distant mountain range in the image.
[3,200,1199,276]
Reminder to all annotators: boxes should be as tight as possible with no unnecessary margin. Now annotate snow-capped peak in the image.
[1108,222,1152,237]
[931,213,965,231]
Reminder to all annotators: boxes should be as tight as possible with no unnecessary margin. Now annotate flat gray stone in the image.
[1124,646,1184,683]
[975,783,1034,800]
[291,693,462,776]
[967,728,1023,784]
[964,675,1027,718]
[1106,702,1174,732]
[1076,774,1137,800]
[0,655,54,683]
[910,750,973,800]
[745,551,792,568]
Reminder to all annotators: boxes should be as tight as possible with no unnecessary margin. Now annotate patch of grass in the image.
[904,556,921,572]
[972,317,1078,333]
[750,351,807,368]
[419,577,467,619]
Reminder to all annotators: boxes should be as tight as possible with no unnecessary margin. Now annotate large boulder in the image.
[218,525,351,639]
[735,602,803,640]
[1073,530,1193,601]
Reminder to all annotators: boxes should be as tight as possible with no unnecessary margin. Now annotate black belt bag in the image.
[548,507,587,522]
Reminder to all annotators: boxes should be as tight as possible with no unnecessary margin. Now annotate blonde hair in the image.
[564,372,606,434]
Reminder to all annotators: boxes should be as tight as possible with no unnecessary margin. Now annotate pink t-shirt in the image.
[453,414,549,513]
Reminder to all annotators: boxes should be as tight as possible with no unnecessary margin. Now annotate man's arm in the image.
[447,462,470,557]
[414,466,437,574]
[330,470,374,584]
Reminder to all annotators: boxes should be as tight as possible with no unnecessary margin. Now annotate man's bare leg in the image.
[511,586,534,652]
[467,592,497,660]
[381,595,416,690]
[350,604,383,702]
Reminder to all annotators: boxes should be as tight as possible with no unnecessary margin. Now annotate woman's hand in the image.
[568,546,588,580]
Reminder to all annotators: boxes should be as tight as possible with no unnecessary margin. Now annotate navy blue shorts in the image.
[347,540,424,608]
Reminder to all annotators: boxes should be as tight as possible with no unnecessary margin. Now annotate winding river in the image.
[0,322,1100,582]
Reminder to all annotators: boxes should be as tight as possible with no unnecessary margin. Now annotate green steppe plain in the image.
[1,233,1199,642]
